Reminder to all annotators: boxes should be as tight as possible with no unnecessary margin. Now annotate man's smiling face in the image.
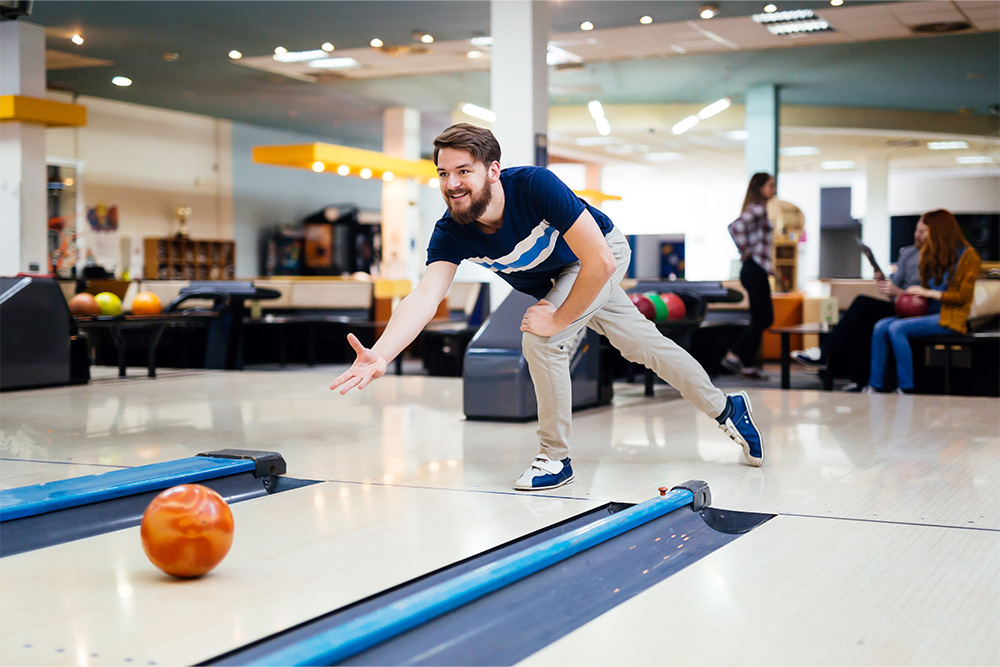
[436,147,494,225]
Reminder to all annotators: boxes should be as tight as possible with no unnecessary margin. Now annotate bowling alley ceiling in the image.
[24,1,1000,167]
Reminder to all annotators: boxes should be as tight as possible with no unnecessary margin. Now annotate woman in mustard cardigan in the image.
[869,209,982,393]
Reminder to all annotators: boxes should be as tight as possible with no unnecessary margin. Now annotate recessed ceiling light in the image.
[337,165,350,176]
[580,21,594,31]
[71,34,84,45]
[821,160,856,170]
[467,50,483,59]
[470,36,493,47]
[699,5,719,19]
[428,178,440,189]
[764,4,778,12]
[640,15,653,24]
[927,141,969,150]
[229,50,242,60]
[111,76,132,87]
[360,168,373,179]
[461,103,496,123]
[780,146,820,156]
[308,57,361,70]
[421,33,434,44]
[370,38,383,48]
[274,49,328,63]
[645,152,684,162]
[274,46,287,55]
[830,0,844,6]
[321,42,335,52]
[956,156,993,164]
[312,162,325,173]
[382,171,395,182]
[725,130,750,141]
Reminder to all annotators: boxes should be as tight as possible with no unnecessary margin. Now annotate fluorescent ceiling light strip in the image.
[595,117,611,136]
[671,115,699,135]
[956,156,993,164]
[461,103,496,123]
[470,36,493,47]
[780,146,820,156]
[588,100,605,120]
[767,19,832,34]
[927,141,969,150]
[821,160,856,170]
[645,152,683,162]
[697,97,731,120]
[308,57,361,70]
[753,9,816,23]
[274,49,329,63]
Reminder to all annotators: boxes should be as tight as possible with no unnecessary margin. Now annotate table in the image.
[75,312,217,378]
[769,322,832,390]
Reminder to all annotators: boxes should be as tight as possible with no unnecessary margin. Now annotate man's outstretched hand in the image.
[329,333,388,395]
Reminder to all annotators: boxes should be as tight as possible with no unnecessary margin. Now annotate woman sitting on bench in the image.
[868,209,982,394]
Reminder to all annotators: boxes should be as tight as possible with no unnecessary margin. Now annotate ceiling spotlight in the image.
[830,0,844,5]
[111,76,132,87]
[580,21,594,31]
[640,15,653,24]
[71,34,84,45]
[312,162,325,173]
[699,5,719,19]
[274,46,287,55]
[413,31,434,44]
[337,165,350,176]
[428,178,440,189]
[360,168,373,180]
[764,4,778,12]
[229,50,242,60]
[321,42,335,52]
[370,38,384,48]
[467,50,483,59]
[382,171,394,182]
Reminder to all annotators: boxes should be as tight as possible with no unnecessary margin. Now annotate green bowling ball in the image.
[643,292,668,322]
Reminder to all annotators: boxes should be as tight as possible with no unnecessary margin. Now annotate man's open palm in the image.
[330,333,387,395]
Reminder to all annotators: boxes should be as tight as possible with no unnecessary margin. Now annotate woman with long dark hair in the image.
[723,172,777,380]
[868,209,981,393]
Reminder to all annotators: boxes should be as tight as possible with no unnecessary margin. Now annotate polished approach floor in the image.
[1,365,997,666]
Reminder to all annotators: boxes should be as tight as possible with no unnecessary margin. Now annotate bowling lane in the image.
[522,514,1000,666]
[0,480,602,666]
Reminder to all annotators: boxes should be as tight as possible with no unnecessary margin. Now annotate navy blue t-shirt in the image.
[426,166,615,298]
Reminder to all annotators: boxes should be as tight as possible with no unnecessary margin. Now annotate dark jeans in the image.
[732,260,774,367]
[823,295,895,386]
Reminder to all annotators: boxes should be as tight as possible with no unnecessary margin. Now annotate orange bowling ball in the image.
[140,484,234,578]
[131,291,162,315]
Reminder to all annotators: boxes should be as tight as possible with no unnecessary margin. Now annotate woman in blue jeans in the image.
[869,209,982,393]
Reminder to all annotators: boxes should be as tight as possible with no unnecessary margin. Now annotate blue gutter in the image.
[256,487,694,666]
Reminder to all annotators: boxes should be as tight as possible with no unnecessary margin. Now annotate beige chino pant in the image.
[521,226,728,461]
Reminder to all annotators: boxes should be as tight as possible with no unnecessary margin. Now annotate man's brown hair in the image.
[432,123,501,167]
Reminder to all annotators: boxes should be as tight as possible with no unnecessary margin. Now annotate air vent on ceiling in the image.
[911,21,971,34]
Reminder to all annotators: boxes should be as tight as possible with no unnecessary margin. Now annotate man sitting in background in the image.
[793,219,926,391]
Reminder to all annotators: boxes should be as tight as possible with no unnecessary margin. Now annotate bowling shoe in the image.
[514,455,574,491]
[716,391,764,467]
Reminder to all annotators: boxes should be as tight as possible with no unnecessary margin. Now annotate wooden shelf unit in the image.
[773,235,798,293]
[143,237,235,281]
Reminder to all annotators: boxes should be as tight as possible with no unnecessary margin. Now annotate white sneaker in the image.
[514,455,574,491]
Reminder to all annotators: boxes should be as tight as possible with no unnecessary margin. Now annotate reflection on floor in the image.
[1,365,997,665]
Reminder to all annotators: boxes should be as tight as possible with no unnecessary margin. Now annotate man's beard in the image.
[446,182,492,225]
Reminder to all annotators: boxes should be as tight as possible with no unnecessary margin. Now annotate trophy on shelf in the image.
[175,205,192,239]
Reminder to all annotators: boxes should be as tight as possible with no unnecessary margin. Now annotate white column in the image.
[862,153,889,279]
[490,0,549,168]
[0,20,48,275]
[381,107,421,282]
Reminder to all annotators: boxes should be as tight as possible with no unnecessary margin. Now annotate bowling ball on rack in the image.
[628,293,657,321]
[643,292,668,322]
[894,293,928,319]
[94,292,122,316]
[661,293,687,321]
[68,292,101,317]
[131,291,162,315]
[140,484,234,578]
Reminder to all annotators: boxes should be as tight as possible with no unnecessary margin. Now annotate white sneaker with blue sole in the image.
[717,391,764,466]
[514,455,574,491]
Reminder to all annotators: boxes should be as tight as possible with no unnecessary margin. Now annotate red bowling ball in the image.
[660,292,687,321]
[895,293,928,319]
[628,293,657,321]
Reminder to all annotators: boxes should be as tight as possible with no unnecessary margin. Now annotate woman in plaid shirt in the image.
[722,172,777,380]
